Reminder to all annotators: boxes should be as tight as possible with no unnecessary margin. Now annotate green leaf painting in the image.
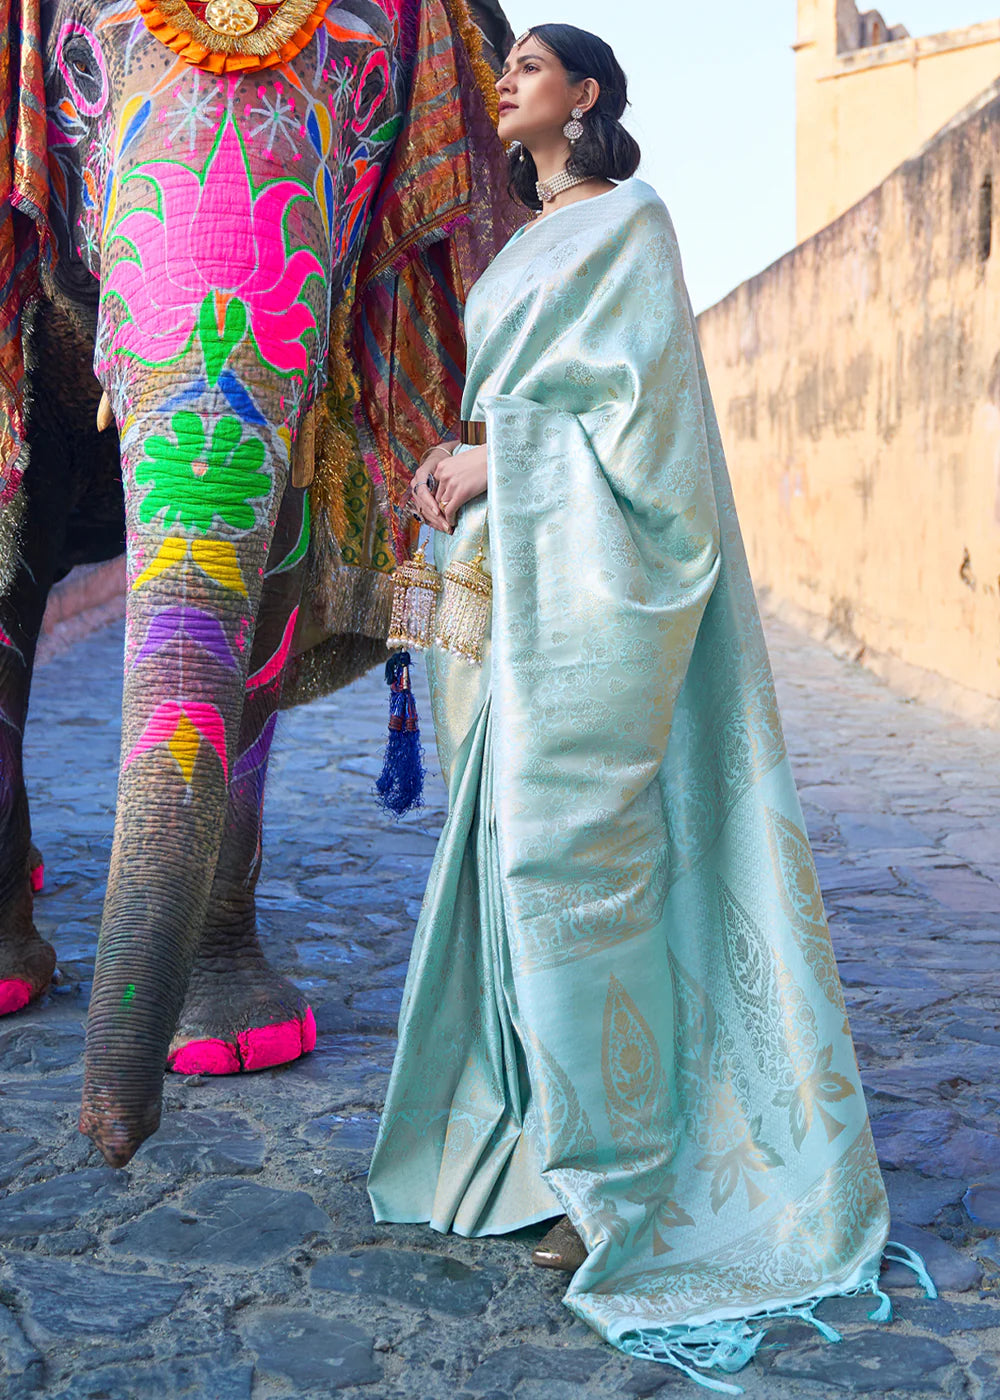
[198,294,248,387]
[136,412,271,534]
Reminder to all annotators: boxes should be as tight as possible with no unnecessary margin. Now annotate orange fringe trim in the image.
[136,0,331,73]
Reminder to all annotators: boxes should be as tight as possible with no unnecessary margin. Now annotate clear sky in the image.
[499,2,1000,312]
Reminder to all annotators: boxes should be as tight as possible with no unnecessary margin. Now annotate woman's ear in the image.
[576,78,601,116]
[0,0,52,495]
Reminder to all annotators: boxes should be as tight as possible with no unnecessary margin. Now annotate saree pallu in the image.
[367,180,928,1391]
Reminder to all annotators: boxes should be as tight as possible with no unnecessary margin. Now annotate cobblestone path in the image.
[0,614,998,1400]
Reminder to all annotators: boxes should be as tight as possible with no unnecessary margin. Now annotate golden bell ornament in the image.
[387,545,441,651]
[434,543,492,665]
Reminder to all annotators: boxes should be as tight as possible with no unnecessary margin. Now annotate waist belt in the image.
[459,420,487,446]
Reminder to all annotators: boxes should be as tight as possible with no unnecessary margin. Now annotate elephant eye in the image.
[65,45,95,78]
[57,26,108,117]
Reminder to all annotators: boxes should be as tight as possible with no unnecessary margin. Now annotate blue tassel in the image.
[375,651,425,817]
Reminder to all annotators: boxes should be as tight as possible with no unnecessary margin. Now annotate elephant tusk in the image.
[291,406,316,490]
[96,391,114,433]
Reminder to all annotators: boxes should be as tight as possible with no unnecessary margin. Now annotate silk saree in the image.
[366,179,931,1391]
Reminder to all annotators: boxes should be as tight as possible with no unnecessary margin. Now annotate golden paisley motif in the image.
[718,879,854,1151]
[670,951,782,1213]
[524,1028,598,1163]
[765,807,849,1016]
[601,976,693,1255]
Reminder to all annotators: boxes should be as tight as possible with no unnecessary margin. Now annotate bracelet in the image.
[418,441,457,470]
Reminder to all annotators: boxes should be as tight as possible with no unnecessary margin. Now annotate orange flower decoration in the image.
[136,0,332,73]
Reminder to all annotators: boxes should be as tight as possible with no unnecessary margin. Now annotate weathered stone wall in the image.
[796,0,1000,241]
[837,1,909,55]
[36,557,125,664]
[698,91,1000,712]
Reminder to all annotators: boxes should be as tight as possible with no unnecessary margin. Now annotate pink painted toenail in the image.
[168,1039,241,1075]
[29,863,44,894]
[237,1016,304,1071]
[0,979,34,1015]
[301,1005,317,1053]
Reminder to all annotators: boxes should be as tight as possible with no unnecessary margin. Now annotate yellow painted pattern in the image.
[191,540,248,595]
[166,712,201,784]
[131,536,187,591]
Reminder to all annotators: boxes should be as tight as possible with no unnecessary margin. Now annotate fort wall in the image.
[796,0,1000,240]
[698,90,1000,718]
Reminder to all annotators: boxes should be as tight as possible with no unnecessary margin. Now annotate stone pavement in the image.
[0,612,998,1400]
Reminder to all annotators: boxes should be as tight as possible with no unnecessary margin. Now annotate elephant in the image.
[0,0,519,1165]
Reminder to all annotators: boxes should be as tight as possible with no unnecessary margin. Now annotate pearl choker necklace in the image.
[535,168,590,204]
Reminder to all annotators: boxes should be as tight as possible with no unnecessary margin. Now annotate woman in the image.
[367,25,932,1392]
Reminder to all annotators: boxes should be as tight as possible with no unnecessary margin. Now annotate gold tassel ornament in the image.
[434,539,492,665]
[387,544,442,651]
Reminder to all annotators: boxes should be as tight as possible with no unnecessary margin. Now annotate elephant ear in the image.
[463,0,515,72]
[343,0,523,565]
[285,0,523,698]
[0,0,51,513]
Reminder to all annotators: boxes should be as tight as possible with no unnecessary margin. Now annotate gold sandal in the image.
[530,1216,587,1273]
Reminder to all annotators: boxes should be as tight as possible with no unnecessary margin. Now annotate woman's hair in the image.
[506,24,641,211]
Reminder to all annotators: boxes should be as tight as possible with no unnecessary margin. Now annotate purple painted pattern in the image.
[132,604,239,671]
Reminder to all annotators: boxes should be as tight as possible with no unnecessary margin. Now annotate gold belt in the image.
[459,420,486,446]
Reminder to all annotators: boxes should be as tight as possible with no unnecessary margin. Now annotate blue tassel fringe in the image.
[375,651,425,817]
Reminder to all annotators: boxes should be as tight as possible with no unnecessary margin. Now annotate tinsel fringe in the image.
[444,0,502,126]
[280,630,388,710]
[0,484,26,596]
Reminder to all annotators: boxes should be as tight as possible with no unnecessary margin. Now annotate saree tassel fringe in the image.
[618,1244,937,1394]
[881,1240,938,1299]
[375,651,424,816]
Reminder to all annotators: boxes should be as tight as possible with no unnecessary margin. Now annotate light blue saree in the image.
[367,180,930,1391]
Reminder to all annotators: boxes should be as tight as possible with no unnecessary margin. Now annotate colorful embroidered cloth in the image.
[299,0,523,647]
[0,0,519,638]
[0,0,49,511]
[367,181,932,1391]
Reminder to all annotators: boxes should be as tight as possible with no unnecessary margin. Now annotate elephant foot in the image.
[0,931,57,1015]
[167,965,316,1075]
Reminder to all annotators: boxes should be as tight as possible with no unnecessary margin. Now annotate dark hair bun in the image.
[506,24,641,211]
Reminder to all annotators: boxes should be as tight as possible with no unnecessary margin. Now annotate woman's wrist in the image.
[419,441,458,470]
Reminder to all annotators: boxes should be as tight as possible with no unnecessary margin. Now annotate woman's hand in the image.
[399,441,457,533]
[430,443,488,529]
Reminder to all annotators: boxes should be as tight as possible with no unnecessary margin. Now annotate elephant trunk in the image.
[80,396,290,1166]
[79,97,331,1165]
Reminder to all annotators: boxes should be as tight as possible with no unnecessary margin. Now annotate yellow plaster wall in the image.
[698,96,1000,705]
[796,0,1000,241]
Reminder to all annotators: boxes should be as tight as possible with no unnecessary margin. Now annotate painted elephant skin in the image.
[0,0,514,1163]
